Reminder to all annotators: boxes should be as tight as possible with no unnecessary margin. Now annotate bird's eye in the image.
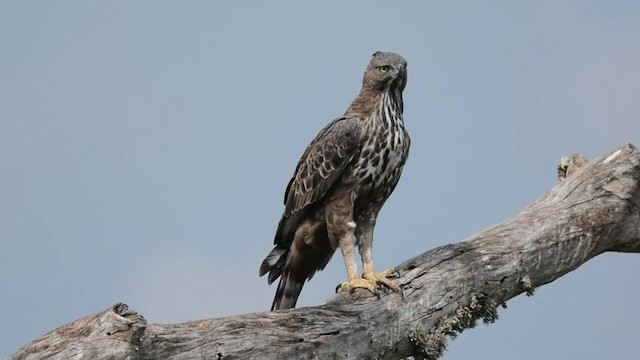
[378,66,390,73]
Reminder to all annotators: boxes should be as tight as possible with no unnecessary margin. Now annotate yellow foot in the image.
[336,277,380,294]
[335,268,401,294]
[364,268,401,292]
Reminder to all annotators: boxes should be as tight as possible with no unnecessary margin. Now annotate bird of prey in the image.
[260,52,410,310]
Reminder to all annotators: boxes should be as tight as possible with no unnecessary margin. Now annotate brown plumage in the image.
[259,52,410,310]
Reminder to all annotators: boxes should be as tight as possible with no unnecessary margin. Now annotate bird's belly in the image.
[354,145,406,199]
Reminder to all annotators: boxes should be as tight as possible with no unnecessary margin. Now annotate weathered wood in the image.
[12,144,640,360]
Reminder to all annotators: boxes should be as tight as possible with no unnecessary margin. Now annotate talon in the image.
[374,288,381,299]
[363,268,401,293]
[375,279,391,292]
[337,278,378,294]
[336,281,359,293]
[336,268,402,298]
[379,267,400,279]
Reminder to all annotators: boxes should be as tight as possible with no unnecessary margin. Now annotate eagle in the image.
[260,52,410,310]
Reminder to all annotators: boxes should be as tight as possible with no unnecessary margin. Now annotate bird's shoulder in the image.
[283,116,363,214]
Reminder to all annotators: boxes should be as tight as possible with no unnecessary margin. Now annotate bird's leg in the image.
[327,194,380,294]
[334,221,385,294]
[336,225,381,293]
[340,226,368,289]
[357,210,400,293]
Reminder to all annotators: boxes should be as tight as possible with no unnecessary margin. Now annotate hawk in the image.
[260,52,410,310]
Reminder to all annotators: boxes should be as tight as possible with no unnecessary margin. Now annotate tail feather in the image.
[259,247,287,284]
[260,218,332,311]
[271,269,304,311]
[260,246,304,310]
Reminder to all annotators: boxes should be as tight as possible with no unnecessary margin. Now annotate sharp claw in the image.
[336,274,400,297]
[393,269,401,278]
[376,280,390,291]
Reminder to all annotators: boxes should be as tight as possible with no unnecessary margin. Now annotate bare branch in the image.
[11,144,640,360]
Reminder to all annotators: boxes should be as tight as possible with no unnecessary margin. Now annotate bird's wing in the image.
[283,116,362,217]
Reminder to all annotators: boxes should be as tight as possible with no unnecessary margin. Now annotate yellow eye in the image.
[378,66,390,73]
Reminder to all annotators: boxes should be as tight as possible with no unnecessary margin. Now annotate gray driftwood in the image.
[12,144,640,360]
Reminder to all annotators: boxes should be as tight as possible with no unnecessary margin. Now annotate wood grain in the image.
[12,144,640,360]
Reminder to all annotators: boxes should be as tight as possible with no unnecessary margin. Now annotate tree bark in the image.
[11,144,640,360]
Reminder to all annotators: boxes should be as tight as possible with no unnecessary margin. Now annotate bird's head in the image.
[363,51,408,92]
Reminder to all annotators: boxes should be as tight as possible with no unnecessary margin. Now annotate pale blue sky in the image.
[1,1,639,358]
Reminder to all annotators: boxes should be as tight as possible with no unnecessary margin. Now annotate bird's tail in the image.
[271,268,304,311]
[259,246,305,310]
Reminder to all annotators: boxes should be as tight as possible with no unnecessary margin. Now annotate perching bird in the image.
[259,52,410,310]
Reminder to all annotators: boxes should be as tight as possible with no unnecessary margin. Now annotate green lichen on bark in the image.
[409,294,499,359]
[521,275,536,296]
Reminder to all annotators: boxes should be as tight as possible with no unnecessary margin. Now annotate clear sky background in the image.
[1,1,639,358]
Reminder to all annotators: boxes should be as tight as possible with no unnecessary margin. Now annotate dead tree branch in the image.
[11,144,640,360]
